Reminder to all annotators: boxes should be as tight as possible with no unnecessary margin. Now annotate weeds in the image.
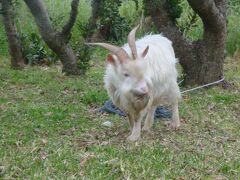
[0,52,239,178]
[0,0,239,60]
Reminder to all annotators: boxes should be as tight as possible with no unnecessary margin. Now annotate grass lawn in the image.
[0,53,239,179]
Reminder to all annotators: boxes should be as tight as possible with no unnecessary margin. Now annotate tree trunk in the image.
[85,0,101,42]
[1,0,25,69]
[145,0,227,85]
[23,0,82,75]
[186,0,227,85]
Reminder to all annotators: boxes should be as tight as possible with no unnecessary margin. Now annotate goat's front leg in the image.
[127,114,134,130]
[169,100,180,129]
[127,117,142,142]
[127,110,146,141]
[142,106,156,131]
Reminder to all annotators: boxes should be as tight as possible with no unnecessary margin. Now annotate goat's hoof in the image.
[168,121,180,130]
[142,126,151,132]
[127,135,140,142]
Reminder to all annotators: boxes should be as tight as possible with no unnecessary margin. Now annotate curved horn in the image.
[128,25,139,59]
[86,42,129,62]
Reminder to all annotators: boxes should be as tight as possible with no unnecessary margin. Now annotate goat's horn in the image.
[86,42,130,62]
[128,25,139,60]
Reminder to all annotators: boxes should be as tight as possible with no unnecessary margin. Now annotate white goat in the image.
[88,25,181,141]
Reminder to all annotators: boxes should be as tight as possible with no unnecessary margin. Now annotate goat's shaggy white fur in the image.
[104,34,181,141]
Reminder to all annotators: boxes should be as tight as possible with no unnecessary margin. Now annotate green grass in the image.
[227,14,240,56]
[1,0,240,58]
[0,52,240,179]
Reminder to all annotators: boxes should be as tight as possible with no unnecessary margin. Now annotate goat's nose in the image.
[131,87,148,97]
[140,86,148,94]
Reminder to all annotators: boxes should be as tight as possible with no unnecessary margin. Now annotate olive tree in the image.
[1,0,25,69]
[23,0,82,75]
[145,0,228,85]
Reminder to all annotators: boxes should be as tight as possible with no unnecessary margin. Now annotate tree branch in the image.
[214,0,227,18]
[187,0,226,32]
[24,0,82,75]
[144,0,193,72]
[2,0,25,68]
[85,0,101,42]
[61,0,79,41]
[23,0,54,39]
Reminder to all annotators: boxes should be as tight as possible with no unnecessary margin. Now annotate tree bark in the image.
[1,0,25,69]
[187,0,227,84]
[84,0,102,42]
[61,0,79,42]
[23,0,82,75]
[145,0,227,85]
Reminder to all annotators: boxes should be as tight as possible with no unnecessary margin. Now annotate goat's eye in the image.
[124,73,130,77]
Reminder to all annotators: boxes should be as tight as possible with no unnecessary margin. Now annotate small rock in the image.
[102,121,113,127]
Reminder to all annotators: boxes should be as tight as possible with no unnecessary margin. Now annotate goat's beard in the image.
[121,94,149,113]
[132,95,149,111]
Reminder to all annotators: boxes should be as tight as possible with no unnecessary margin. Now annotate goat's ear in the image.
[141,46,149,58]
[106,54,116,65]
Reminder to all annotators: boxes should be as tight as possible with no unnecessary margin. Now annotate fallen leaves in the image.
[39,149,47,160]
[0,105,7,110]
[76,137,110,148]
[80,152,95,167]
[60,127,77,136]
[45,112,53,117]
[29,138,49,161]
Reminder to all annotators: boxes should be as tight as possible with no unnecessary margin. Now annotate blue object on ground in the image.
[98,100,171,119]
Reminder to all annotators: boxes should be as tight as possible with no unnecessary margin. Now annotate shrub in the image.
[98,0,130,42]
[19,32,51,65]
[177,0,203,41]
[227,15,240,56]
[119,0,144,26]
[227,0,240,56]
[0,24,8,57]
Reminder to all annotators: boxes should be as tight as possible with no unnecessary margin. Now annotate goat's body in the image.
[105,34,180,110]
[104,34,181,141]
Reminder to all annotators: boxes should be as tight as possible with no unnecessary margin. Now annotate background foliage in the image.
[97,0,130,42]
[0,0,239,63]
[0,1,239,178]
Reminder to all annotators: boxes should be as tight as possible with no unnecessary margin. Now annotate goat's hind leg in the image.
[169,100,180,129]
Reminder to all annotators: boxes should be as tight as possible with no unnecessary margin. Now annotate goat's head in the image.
[87,25,150,106]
